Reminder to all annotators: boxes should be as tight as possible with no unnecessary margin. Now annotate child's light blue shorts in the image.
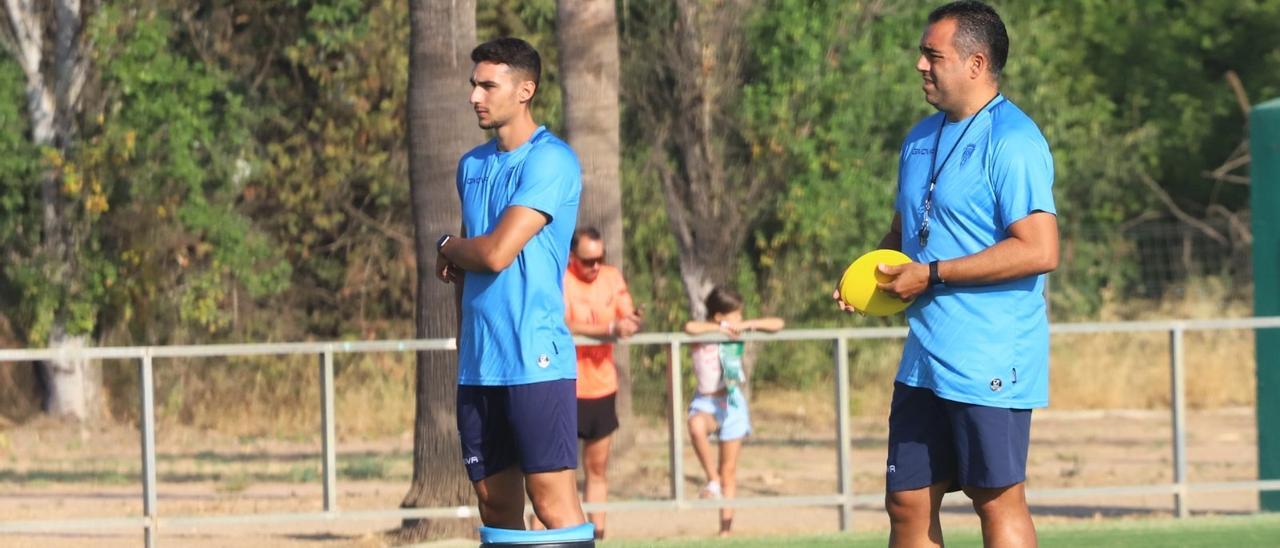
[688,390,752,441]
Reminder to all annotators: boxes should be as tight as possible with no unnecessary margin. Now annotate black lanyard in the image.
[918,94,999,248]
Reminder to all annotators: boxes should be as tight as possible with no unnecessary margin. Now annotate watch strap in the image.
[928,260,943,286]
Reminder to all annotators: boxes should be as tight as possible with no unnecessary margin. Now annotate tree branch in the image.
[341,202,412,247]
[1225,70,1250,119]
[1206,204,1251,246]
[1136,172,1227,245]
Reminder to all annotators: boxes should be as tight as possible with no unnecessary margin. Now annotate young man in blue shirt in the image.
[837,2,1058,546]
[435,37,586,531]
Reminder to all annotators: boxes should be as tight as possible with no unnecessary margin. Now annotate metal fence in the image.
[3,317,1280,546]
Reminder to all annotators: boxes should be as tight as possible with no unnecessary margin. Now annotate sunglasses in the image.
[575,254,605,267]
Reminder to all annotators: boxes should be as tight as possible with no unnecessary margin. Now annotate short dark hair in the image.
[470,37,542,95]
[928,1,1009,77]
[705,286,744,319]
[571,227,602,253]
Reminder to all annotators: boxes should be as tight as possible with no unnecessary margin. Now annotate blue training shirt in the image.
[455,126,581,386]
[894,94,1056,408]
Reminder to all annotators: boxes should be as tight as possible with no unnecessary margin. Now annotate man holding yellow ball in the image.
[835,2,1058,547]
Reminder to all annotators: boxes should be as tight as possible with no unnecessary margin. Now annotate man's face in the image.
[469,61,532,130]
[916,18,972,113]
[570,238,605,283]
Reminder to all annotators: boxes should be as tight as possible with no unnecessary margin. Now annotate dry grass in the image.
[1050,278,1255,410]
[99,353,418,438]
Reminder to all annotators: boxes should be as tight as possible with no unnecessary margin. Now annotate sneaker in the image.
[700,480,722,499]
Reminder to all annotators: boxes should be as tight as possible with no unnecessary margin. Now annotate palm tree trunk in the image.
[399,0,482,541]
[556,0,635,451]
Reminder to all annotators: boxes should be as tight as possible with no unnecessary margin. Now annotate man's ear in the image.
[517,79,537,104]
[969,52,988,79]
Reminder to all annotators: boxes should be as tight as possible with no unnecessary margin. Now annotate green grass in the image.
[609,513,1280,547]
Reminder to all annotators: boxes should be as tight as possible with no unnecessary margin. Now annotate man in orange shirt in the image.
[563,227,642,539]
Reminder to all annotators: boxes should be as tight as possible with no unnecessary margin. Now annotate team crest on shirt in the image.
[960,144,977,165]
[537,354,551,368]
[989,377,1003,391]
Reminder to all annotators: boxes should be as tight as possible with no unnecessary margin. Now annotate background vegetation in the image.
[1,0,1277,431]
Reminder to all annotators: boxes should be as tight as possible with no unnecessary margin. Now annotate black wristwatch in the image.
[928,260,944,286]
[436,234,453,252]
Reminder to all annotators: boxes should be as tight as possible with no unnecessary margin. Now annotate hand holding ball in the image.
[837,249,914,316]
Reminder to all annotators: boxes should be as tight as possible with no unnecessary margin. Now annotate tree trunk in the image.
[556,0,635,452]
[41,332,101,420]
[399,0,483,541]
[4,0,98,422]
[626,0,764,321]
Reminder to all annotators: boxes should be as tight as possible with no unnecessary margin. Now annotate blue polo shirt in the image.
[455,126,581,386]
[894,95,1056,408]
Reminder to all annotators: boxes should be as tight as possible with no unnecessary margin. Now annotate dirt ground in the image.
[0,390,1262,547]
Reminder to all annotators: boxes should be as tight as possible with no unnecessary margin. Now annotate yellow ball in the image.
[838,249,915,316]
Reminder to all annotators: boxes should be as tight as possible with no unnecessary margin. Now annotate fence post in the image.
[320,348,337,512]
[1169,326,1188,518]
[668,341,685,503]
[139,350,158,547]
[834,336,852,531]
[1251,97,1280,511]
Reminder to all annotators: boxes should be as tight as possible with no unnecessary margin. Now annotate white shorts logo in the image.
[887,465,896,473]
[463,456,480,465]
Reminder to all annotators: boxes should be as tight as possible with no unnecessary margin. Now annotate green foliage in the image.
[84,4,290,339]
[249,0,413,339]
[0,58,44,343]
[3,0,1277,423]
[742,1,923,323]
[478,0,563,133]
[0,59,39,246]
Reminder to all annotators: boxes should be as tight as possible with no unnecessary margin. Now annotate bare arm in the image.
[877,213,903,251]
[877,211,1059,300]
[440,206,548,272]
[685,320,734,336]
[740,317,785,332]
[685,316,784,336]
[568,319,616,339]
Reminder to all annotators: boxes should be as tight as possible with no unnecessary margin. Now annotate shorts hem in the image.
[886,477,954,493]
[577,425,618,441]
[956,477,1026,490]
[523,464,575,475]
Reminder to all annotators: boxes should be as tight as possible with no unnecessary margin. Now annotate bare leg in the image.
[717,438,743,536]
[687,412,721,489]
[886,480,949,547]
[524,468,587,529]
[964,482,1037,548]
[473,466,527,529]
[582,434,613,539]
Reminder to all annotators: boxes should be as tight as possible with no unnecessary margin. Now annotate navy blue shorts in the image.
[456,379,578,482]
[886,382,1032,493]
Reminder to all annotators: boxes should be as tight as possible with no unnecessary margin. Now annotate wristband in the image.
[928,260,944,286]
[436,234,453,252]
